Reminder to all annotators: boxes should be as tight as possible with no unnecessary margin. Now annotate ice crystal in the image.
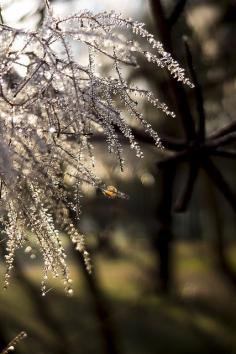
[0,2,193,294]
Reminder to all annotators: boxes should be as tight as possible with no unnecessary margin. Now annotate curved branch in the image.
[202,157,236,213]
[207,132,236,148]
[209,120,236,140]
[210,148,236,159]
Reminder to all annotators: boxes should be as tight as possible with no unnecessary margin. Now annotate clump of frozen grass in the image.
[0,1,193,294]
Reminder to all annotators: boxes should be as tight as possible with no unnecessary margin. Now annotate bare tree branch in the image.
[202,158,236,212]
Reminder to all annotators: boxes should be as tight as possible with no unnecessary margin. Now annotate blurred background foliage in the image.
[1,0,236,354]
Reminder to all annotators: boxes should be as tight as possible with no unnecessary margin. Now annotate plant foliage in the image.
[0,1,192,294]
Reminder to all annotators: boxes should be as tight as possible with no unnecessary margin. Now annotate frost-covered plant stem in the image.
[0,1,193,294]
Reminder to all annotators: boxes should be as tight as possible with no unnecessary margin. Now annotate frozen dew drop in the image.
[24,246,32,254]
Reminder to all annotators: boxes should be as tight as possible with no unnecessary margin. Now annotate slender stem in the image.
[0,6,4,25]
[45,0,51,11]
[13,60,45,98]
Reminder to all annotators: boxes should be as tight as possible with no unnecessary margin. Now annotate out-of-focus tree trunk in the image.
[75,252,121,354]
[148,0,191,295]
[0,241,69,354]
[152,166,176,293]
[149,0,195,140]
[69,208,121,354]
[0,246,14,351]
[0,332,8,352]
[14,257,70,354]
[204,174,236,288]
